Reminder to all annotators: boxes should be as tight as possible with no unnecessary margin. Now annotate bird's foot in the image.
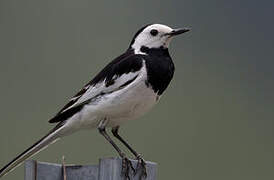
[134,154,147,180]
[122,156,135,180]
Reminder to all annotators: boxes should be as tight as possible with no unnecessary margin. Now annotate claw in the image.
[134,155,147,180]
[121,157,135,179]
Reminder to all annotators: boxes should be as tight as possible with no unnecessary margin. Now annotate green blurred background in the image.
[0,0,274,179]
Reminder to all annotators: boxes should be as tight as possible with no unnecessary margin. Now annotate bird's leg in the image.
[112,126,147,179]
[98,119,135,179]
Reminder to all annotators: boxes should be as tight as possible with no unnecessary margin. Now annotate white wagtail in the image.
[0,24,189,179]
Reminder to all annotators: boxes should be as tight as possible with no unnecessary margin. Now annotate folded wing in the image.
[49,50,145,123]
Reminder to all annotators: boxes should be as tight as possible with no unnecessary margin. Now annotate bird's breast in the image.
[143,54,175,96]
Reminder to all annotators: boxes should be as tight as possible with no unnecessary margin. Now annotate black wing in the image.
[49,49,144,123]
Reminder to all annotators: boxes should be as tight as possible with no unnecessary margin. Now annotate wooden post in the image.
[24,157,157,180]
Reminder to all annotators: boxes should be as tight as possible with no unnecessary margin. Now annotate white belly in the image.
[75,67,159,129]
[104,80,158,127]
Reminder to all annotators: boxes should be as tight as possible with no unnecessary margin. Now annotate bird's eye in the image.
[150,29,158,36]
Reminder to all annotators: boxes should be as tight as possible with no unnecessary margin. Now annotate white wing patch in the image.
[60,70,141,113]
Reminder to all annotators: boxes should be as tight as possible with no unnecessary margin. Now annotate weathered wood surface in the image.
[25,157,157,180]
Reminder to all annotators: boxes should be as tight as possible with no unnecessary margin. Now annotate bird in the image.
[0,23,190,179]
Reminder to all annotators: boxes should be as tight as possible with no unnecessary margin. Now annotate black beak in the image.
[165,28,190,36]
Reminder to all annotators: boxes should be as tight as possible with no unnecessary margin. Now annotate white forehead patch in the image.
[131,24,174,54]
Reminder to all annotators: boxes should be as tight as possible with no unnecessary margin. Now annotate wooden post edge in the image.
[24,157,157,180]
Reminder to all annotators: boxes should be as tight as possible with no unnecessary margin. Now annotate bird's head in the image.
[129,24,190,54]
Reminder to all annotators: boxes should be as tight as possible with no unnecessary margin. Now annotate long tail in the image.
[0,122,66,178]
